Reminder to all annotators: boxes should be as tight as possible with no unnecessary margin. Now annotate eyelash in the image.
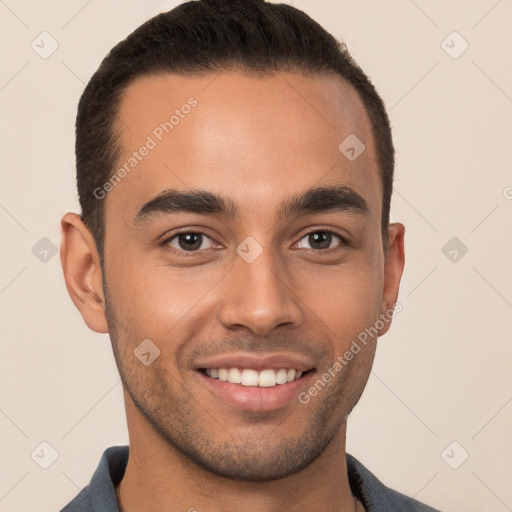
[160,227,348,257]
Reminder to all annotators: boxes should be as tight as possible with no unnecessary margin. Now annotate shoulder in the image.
[59,445,129,512]
[346,453,441,512]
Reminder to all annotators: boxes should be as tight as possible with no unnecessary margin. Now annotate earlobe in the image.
[60,212,109,334]
[378,222,405,337]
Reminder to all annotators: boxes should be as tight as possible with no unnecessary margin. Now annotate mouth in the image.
[195,365,316,412]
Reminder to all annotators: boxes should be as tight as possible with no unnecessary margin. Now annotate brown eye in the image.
[296,230,345,250]
[164,231,215,252]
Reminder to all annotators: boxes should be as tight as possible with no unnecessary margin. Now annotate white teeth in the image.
[205,367,307,387]
[241,369,259,386]
[258,369,276,387]
[276,368,288,384]
[228,368,241,384]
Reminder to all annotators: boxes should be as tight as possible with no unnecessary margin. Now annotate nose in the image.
[217,243,304,336]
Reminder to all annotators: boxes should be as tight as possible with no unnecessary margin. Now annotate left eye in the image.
[165,232,215,252]
[296,230,345,250]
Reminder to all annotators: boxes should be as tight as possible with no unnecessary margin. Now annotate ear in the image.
[377,222,405,337]
[60,212,108,333]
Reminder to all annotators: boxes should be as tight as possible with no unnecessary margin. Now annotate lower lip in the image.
[196,371,314,412]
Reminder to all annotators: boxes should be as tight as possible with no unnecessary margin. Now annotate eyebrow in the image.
[133,185,369,226]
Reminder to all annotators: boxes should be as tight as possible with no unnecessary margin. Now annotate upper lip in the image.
[194,352,316,372]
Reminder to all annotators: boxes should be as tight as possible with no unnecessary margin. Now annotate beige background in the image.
[1,1,511,511]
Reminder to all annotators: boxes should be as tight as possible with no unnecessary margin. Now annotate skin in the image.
[60,70,405,512]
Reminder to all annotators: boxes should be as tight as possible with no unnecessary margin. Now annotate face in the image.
[75,71,404,481]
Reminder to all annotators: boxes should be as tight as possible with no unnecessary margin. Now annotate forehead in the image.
[106,70,381,227]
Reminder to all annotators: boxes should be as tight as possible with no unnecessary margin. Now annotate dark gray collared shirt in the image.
[60,445,440,511]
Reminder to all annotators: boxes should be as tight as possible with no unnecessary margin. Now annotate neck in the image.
[116,395,363,512]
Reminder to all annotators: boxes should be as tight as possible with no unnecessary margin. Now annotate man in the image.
[59,0,440,510]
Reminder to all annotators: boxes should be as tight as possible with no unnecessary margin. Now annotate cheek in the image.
[107,260,226,344]
[294,260,384,338]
